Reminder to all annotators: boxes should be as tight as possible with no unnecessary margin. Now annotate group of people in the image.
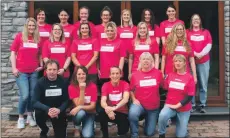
[10,4,212,138]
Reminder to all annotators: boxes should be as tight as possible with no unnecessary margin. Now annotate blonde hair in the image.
[105,21,117,39]
[120,9,134,28]
[22,17,40,43]
[134,22,151,46]
[137,52,154,70]
[49,23,65,43]
[165,23,191,55]
[173,54,186,72]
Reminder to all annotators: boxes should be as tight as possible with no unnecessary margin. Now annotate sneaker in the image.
[190,106,196,113]
[17,118,25,129]
[26,115,37,127]
[199,106,206,113]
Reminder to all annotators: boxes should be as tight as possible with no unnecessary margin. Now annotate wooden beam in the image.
[121,1,126,12]
[29,1,34,18]
[126,1,131,10]
[173,0,179,18]
[73,1,79,23]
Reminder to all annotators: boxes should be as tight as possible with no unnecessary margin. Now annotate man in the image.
[32,59,69,138]
[99,66,130,138]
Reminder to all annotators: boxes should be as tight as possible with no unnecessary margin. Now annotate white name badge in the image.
[64,32,70,38]
[175,46,186,52]
[120,33,133,38]
[51,47,65,53]
[135,45,150,50]
[165,27,172,33]
[149,31,155,36]
[140,79,156,87]
[78,44,92,51]
[100,46,114,52]
[84,96,91,104]
[45,89,62,97]
[109,93,122,102]
[169,81,185,90]
[23,43,38,48]
[190,35,204,42]
[39,32,50,37]
[101,33,107,38]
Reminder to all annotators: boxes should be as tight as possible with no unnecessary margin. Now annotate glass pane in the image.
[179,1,219,96]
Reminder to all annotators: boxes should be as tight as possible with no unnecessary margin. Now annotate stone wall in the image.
[1,1,28,108]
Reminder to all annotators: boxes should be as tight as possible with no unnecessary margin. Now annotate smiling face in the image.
[138,23,148,38]
[173,56,186,71]
[122,10,131,23]
[140,56,152,70]
[80,24,90,37]
[101,10,111,24]
[110,67,121,84]
[46,63,58,81]
[144,10,151,23]
[52,25,63,39]
[175,24,185,38]
[192,14,201,28]
[27,20,36,35]
[166,7,176,19]
[37,11,45,23]
[79,8,89,22]
[76,68,86,83]
[106,26,116,39]
[59,10,69,24]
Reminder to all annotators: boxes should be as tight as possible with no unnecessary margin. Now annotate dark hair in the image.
[59,9,70,15]
[71,66,91,86]
[34,8,46,20]
[100,6,113,17]
[79,6,90,15]
[110,66,122,74]
[189,14,204,31]
[78,22,92,39]
[141,9,157,30]
[167,4,176,11]
[44,59,60,70]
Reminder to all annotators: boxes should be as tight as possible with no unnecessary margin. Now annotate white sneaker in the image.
[26,115,37,127]
[17,118,25,129]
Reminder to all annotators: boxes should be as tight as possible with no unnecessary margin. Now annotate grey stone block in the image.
[1,67,12,73]
[1,54,10,59]
[1,73,8,78]
[16,26,24,32]
[12,18,26,25]
[3,90,16,96]
[2,26,14,31]
[1,23,13,26]
[11,7,27,12]
[17,12,28,17]
[19,2,27,8]
[225,27,229,36]
[225,37,230,44]
[225,17,230,21]
[11,96,19,102]
[4,12,17,17]
[225,1,229,6]
[1,19,12,23]
[1,84,14,91]
[2,79,16,84]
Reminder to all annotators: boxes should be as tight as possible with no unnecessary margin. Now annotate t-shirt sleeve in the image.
[101,83,108,96]
[123,81,130,92]
[206,30,212,44]
[42,40,49,58]
[129,75,136,92]
[151,40,159,54]
[187,76,195,96]
[160,22,166,37]
[93,39,100,51]
[90,83,98,102]
[66,41,71,57]
[68,84,79,100]
[10,33,21,52]
[71,40,77,54]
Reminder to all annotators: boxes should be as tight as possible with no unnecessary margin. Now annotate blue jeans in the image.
[16,71,38,114]
[158,105,190,137]
[192,60,210,107]
[128,104,159,138]
[73,110,95,138]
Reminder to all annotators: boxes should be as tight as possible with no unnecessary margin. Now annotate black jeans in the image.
[99,109,129,138]
[35,109,67,138]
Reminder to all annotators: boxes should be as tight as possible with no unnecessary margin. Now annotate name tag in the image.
[78,44,92,51]
[120,33,133,38]
[101,33,107,38]
[165,27,172,33]
[84,96,91,104]
[39,32,50,37]
[190,35,204,41]
[64,32,70,37]
[140,79,156,87]
[100,46,114,52]
[169,81,185,90]
[109,93,122,101]
[23,43,38,48]
[135,45,150,50]
[45,89,62,97]
[175,46,186,52]
[51,47,65,53]
[149,31,155,36]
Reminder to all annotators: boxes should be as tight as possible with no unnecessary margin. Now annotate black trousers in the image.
[35,109,67,138]
[99,109,129,138]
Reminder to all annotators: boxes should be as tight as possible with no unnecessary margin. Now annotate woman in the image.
[128,52,162,138]
[42,23,71,80]
[128,22,159,80]
[10,17,43,128]
[95,6,113,40]
[161,23,197,83]
[160,4,184,45]
[141,9,160,44]
[187,14,212,113]
[68,66,97,138]
[158,54,195,138]
[71,22,99,87]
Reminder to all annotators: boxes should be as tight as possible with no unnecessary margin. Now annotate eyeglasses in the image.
[176,28,184,31]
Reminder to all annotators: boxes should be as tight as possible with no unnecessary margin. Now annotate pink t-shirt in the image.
[102,80,130,114]
[95,24,107,40]
[162,40,194,75]
[147,24,160,39]
[99,38,126,79]
[129,38,159,73]
[186,29,212,64]
[71,38,100,74]
[38,24,52,48]
[10,33,40,73]
[42,40,71,78]
[130,68,163,110]
[160,19,184,37]
[62,24,75,45]
[164,72,195,112]
[73,21,97,39]
[68,82,98,105]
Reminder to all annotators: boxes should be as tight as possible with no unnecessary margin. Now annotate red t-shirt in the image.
[102,80,130,114]
[71,38,100,74]
[164,72,195,112]
[162,40,194,75]
[130,68,163,110]
[62,24,75,45]
[42,40,71,78]
[10,33,40,73]
[160,19,184,37]
[73,21,96,39]
[147,24,160,39]
[129,38,159,73]
[38,24,52,48]
[186,29,212,64]
[95,24,107,40]
[68,82,98,105]
[99,38,126,79]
